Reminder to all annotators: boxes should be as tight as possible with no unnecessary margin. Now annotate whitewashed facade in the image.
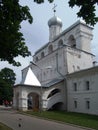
[13,15,98,115]
[67,66,98,115]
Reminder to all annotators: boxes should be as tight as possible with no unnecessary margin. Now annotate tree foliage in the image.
[34,0,98,26]
[0,77,9,104]
[0,0,98,66]
[68,0,98,26]
[0,0,33,66]
[0,67,16,85]
[0,68,16,103]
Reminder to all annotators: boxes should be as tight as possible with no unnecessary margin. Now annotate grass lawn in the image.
[0,122,13,130]
[23,110,98,130]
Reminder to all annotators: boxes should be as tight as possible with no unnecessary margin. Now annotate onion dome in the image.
[48,16,62,27]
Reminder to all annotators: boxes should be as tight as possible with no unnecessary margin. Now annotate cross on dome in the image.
[52,4,57,15]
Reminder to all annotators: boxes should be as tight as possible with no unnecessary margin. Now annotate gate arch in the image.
[27,92,40,111]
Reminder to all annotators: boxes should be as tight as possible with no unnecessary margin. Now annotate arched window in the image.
[41,52,44,58]
[58,39,63,47]
[47,89,61,99]
[68,35,76,48]
[48,45,53,53]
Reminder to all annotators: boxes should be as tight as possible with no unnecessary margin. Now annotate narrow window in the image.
[58,39,63,47]
[48,45,53,53]
[74,101,77,108]
[86,101,90,109]
[73,83,77,91]
[41,52,44,58]
[86,81,90,90]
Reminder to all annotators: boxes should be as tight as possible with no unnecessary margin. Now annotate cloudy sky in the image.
[0,0,98,84]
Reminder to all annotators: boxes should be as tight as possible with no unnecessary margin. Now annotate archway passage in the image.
[48,102,63,111]
[28,92,39,111]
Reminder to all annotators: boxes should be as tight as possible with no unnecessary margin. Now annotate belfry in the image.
[13,5,98,115]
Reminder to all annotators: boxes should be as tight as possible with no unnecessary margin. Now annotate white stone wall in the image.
[32,47,68,85]
[13,85,41,111]
[13,81,67,111]
[42,81,66,110]
[66,47,94,73]
[63,21,93,53]
[67,67,98,115]
[31,20,93,86]
[18,20,96,113]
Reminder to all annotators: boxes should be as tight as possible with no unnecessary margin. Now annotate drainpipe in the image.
[56,53,68,111]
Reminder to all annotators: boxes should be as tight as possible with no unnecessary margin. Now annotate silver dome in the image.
[48,16,62,27]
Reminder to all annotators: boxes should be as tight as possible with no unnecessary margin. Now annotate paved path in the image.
[0,106,91,130]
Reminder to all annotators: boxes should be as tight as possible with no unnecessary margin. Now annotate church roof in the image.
[21,67,41,86]
[67,66,98,78]
[44,78,64,87]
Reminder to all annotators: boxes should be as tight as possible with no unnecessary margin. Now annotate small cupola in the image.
[48,16,62,27]
[48,4,63,42]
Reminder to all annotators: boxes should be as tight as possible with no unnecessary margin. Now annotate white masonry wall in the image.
[67,67,98,115]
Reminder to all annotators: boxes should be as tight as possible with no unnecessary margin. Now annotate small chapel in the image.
[13,8,98,115]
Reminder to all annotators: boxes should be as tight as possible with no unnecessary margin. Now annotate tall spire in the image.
[52,4,57,16]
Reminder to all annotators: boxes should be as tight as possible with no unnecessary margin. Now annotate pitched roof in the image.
[21,67,41,86]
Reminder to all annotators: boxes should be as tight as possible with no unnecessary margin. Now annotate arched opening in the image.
[58,39,63,47]
[41,52,45,58]
[47,89,61,99]
[68,35,76,48]
[28,92,39,111]
[48,45,53,53]
[48,102,63,111]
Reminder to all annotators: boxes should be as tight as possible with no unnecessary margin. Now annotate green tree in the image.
[0,68,16,85]
[0,0,33,66]
[34,0,98,26]
[68,0,98,26]
[0,0,98,66]
[0,68,16,104]
[0,78,10,104]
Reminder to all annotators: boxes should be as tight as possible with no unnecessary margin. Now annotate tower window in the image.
[73,82,77,91]
[41,52,45,58]
[48,45,53,53]
[68,35,76,48]
[58,39,63,47]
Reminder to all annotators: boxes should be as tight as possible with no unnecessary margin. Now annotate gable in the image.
[22,67,41,86]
